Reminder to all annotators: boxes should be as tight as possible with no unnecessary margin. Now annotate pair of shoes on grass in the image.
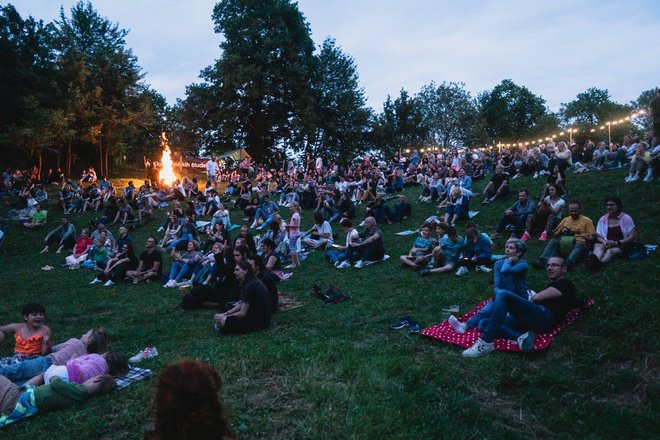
[390,316,420,334]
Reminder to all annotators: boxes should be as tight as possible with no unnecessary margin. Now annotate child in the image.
[0,303,52,362]
[28,351,128,386]
[0,328,107,385]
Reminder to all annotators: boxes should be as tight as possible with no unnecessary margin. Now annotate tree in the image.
[417,81,479,148]
[371,89,427,157]
[631,87,658,133]
[202,0,316,158]
[308,38,372,162]
[560,87,630,126]
[478,79,554,142]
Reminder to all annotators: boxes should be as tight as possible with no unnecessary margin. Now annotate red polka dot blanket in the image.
[421,298,594,351]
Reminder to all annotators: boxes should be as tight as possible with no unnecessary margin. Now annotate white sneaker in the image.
[533,172,539,179]
[643,174,654,182]
[476,265,493,273]
[448,315,467,334]
[103,280,114,287]
[337,260,351,269]
[157,226,164,233]
[462,339,494,357]
[628,175,640,182]
[164,280,176,288]
[517,331,536,351]
[353,260,364,269]
[89,278,101,285]
[129,347,159,363]
[455,266,468,277]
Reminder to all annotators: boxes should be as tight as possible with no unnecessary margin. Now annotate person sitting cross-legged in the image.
[400,223,436,269]
[351,216,385,268]
[460,256,576,357]
[586,196,636,270]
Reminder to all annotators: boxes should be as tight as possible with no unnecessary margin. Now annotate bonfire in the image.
[159,132,177,186]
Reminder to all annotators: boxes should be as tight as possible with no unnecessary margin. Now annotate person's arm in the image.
[500,257,528,274]
[0,323,21,342]
[110,211,120,225]
[531,286,563,302]
[41,326,52,355]
[26,372,45,386]
[266,255,277,271]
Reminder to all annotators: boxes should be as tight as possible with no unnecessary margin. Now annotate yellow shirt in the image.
[553,215,595,244]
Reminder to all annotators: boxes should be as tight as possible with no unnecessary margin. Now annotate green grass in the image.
[1,169,658,439]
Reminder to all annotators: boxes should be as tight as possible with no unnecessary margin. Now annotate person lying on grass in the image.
[0,303,52,360]
[0,328,107,385]
[0,373,116,428]
[456,256,575,357]
[400,223,436,269]
[26,351,128,386]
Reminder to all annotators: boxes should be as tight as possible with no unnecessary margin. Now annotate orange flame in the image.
[159,132,177,186]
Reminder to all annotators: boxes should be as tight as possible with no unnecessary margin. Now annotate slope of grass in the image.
[0,169,658,439]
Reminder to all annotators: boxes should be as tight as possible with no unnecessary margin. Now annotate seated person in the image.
[400,223,435,269]
[587,197,636,269]
[532,201,595,269]
[351,216,385,268]
[459,256,576,357]
[164,241,203,288]
[0,303,52,359]
[213,261,272,334]
[458,227,493,272]
[490,190,536,239]
[64,228,94,267]
[40,217,76,254]
[444,186,470,226]
[521,184,564,242]
[420,226,465,276]
[250,194,279,230]
[625,143,651,182]
[327,218,360,269]
[302,211,333,250]
[126,237,163,284]
[481,164,509,205]
[23,204,47,229]
[364,194,393,224]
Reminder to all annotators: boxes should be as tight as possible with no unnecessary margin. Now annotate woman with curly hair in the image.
[144,359,235,440]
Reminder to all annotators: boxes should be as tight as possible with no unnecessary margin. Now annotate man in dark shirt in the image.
[481,164,509,205]
[126,237,162,284]
[462,256,576,357]
[491,190,536,239]
[352,216,385,268]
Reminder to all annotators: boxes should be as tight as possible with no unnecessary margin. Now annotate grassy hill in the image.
[1,168,658,439]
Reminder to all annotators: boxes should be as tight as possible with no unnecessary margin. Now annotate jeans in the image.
[254,208,274,227]
[446,203,468,221]
[169,261,195,282]
[166,233,194,251]
[496,213,528,234]
[0,356,52,386]
[538,238,588,268]
[480,290,556,342]
[326,250,348,264]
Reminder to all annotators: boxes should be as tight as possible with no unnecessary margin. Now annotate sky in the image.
[13,0,660,113]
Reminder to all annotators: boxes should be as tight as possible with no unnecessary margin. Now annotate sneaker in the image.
[408,320,420,334]
[521,232,531,241]
[455,266,468,277]
[481,198,491,205]
[157,226,164,233]
[475,265,493,273]
[337,260,351,269]
[517,331,536,351]
[285,264,298,269]
[353,260,364,269]
[390,316,411,330]
[129,347,159,363]
[462,339,494,357]
[624,176,632,182]
[103,280,114,287]
[448,315,467,334]
[539,231,548,241]
[628,175,640,182]
[643,174,654,182]
[89,278,101,285]
[533,172,539,179]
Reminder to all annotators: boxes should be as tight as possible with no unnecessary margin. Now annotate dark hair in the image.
[605,196,623,212]
[313,211,324,225]
[86,327,108,354]
[446,226,457,238]
[104,351,129,376]
[248,254,266,272]
[22,303,45,317]
[234,244,251,260]
[465,227,480,240]
[519,189,529,196]
[151,359,233,440]
[568,200,582,209]
[260,238,275,250]
[340,218,353,228]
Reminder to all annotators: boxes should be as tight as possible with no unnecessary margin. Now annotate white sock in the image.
[448,315,467,334]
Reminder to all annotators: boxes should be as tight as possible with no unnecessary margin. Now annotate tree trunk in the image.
[104,147,109,178]
[56,148,61,170]
[99,141,104,178]
[66,142,72,177]
[37,147,43,180]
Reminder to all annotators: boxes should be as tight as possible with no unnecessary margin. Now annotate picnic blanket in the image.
[421,298,594,351]
[0,366,152,428]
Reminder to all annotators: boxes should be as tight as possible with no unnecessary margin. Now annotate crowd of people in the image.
[0,123,656,433]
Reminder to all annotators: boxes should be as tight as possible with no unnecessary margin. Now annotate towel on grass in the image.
[422,298,594,351]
